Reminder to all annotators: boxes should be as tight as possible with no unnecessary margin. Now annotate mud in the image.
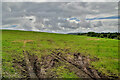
[87,38,100,41]
[13,49,118,79]
[51,49,105,79]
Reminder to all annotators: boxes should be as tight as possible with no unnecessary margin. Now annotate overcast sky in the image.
[2,0,120,2]
[1,0,120,33]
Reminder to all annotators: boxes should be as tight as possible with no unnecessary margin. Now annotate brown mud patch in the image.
[13,49,118,79]
[12,40,34,43]
[11,40,34,47]
[47,39,54,42]
[87,38,100,41]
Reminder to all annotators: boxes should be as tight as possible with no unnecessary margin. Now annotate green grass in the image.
[2,30,119,78]
[52,65,78,78]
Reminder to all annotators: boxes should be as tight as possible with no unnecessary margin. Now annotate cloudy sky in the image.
[1,0,120,33]
[2,0,120,2]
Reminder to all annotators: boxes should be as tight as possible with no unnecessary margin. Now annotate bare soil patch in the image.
[87,38,100,41]
[12,40,34,47]
[12,48,118,79]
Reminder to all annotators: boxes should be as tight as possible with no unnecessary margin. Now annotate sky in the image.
[1,0,120,33]
[2,0,120,2]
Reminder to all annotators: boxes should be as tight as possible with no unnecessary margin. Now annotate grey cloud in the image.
[2,0,120,2]
[2,2,119,33]
[92,21,103,27]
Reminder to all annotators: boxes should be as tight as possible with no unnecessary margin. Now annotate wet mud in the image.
[13,49,118,80]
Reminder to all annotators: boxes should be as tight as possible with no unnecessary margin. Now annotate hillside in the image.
[2,30,119,79]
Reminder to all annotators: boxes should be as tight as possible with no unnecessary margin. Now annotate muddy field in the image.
[2,30,119,79]
[12,48,113,80]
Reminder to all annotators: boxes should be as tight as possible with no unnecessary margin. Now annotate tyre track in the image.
[51,51,102,79]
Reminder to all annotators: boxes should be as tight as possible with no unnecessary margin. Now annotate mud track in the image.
[51,49,104,79]
[13,48,117,79]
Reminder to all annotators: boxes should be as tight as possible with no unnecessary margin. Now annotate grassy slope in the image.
[2,30,118,78]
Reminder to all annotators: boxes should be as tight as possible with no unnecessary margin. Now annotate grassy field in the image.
[2,30,119,78]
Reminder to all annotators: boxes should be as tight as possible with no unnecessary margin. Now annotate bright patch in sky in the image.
[66,16,119,22]
[11,25,17,27]
[86,16,120,20]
